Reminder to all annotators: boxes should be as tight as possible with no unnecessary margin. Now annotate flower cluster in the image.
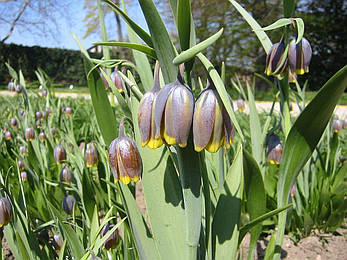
[138,63,235,153]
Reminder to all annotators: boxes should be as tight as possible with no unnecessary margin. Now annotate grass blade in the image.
[94,42,157,59]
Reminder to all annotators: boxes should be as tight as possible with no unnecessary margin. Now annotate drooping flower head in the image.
[265,37,288,76]
[85,142,98,168]
[153,66,194,148]
[109,117,142,185]
[0,197,12,227]
[138,61,163,148]
[101,222,119,250]
[62,194,76,215]
[54,144,66,165]
[25,127,35,141]
[193,83,235,153]
[332,119,342,133]
[266,134,283,164]
[288,37,312,75]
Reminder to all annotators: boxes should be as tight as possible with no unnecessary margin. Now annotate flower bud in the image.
[237,98,245,112]
[19,145,28,156]
[4,131,11,140]
[110,69,124,93]
[332,119,342,133]
[60,167,72,185]
[62,195,76,215]
[0,197,12,227]
[54,145,66,165]
[288,37,312,75]
[266,134,283,164]
[265,38,288,76]
[18,160,25,171]
[39,132,46,142]
[36,119,41,129]
[64,107,72,116]
[109,118,142,185]
[21,171,27,181]
[53,234,63,250]
[138,62,163,148]
[16,84,23,94]
[85,143,98,168]
[42,89,48,98]
[193,85,235,153]
[10,117,18,128]
[36,111,43,120]
[25,127,35,141]
[101,222,119,250]
[153,70,194,147]
[51,128,56,137]
[8,81,15,92]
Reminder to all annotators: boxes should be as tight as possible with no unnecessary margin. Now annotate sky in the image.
[1,0,148,50]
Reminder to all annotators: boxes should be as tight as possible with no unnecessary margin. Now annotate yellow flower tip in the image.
[269,159,280,165]
[120,175,131,185]
[86,163,97,168]
[118,89,124,93]
[114,178,118,184]
[56,162,61,165]
[178,142,187,148]
[194,146,204,152]
[296,68,306,75]
[147,138,164,149]
[163,133,177,146]
[205,142,221,153]
[131,176,140,183]
[333,129,340,133]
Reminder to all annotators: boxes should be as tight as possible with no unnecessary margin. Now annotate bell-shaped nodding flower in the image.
[288,37,312,75]
[266,134,283,164]
[332,119,342,133]
[36,111,43,120]
[53,234,63,250]
[265,38,288,76]
[193,84,235,153]
[42,89,48,98]
[39,132,46,142]
[54,145,66,165]
[60,167,71,185]
[0,197,12,227]
[21,171,27,182]
[237,98,245,112]
[64,107,73,116]
[85,143,98,168]
[110,69,124,93]
[138,62,163,148]
[62,194,76,215]
[10,117,18,128]
[51,128,56,137]
[4,131,11,140]
[8,81,15,92]
[25,127,35,141]
[109,118,142,185]
[153,67,194,148]
[16,84,23,94]
[18,160,25,171]
[101,222,119,250]
[19,145,28,156]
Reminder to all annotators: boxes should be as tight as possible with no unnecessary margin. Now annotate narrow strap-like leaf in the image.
[94,42,157,59]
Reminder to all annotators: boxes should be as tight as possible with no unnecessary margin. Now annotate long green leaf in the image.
[242,151,266,259]
[212,144,243,259]
[177,0,191,51]
[173,28,223,65]
[138,0,177,83]
[102,0,153,47]
[260,18,292,31]
[83,55,118,146]
[274,65,347,259]
[94,42,157,59]
[229,0,272,53]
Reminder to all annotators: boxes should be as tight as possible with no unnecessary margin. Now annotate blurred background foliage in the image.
[0,0,346,92]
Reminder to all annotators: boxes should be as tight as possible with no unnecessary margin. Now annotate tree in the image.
[0,0,73,45]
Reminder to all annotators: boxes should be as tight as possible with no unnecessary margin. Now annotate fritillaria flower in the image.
[51,128,56,137]
[4,131,11,140]
[8,81,15,92]
[62,194,76,215]
[42,89,48,98]
[237,98,245,112]
[138,62,163,148]
[18,109,25,116]
[266,134,283,164]
[64,107,73,116]
[193,84,235,153]
[288,37,312,75]
[21,171,27,181]
[85,143,98,168]
[25,127,35,141]
[265,37,288,76]
[0,197,12,227]
[60,167,71,185]
[17,160,25,171]
[110,68,124,93]
[36,120,41,129]
[15,84,23,94]
[101,222,119,250]
[39,132,46,142]
[153,68,194,147]
[38,230,49,245]
[36,111,43,120]
[53,234,63,250]
[19,145,28,156]
[332,120,342,133]
[46,107,52,116]
[344,118,347,129]
[54,144,66,165]
[109,118,142,185]
[10,117,18,128]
